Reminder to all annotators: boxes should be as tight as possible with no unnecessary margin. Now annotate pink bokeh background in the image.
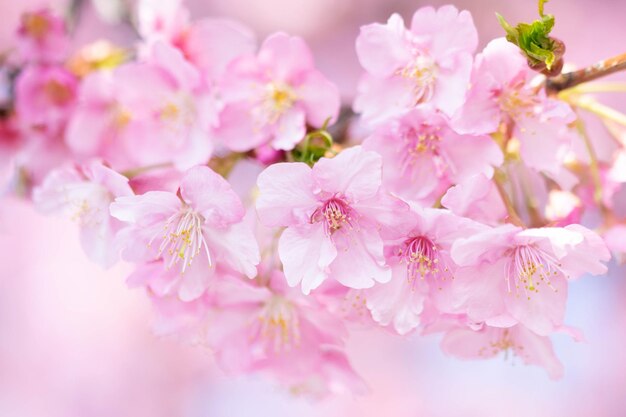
[1,0,626,415]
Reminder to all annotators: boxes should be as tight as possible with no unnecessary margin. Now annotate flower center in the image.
[255,81,297,125]
[398,54,438,105]
[258,295,301,353]
[65,186,111,228]
[506,244,563,299]
[398,236,449,287]
[152,207,209,273]
[44,80,73,106]
[22,13,51,40]
[158,95,196,136]
[497,78,540,120]
[113,105,132,128]
[311,197,356,236]
[478,329,523,359]
[399,125,448,178]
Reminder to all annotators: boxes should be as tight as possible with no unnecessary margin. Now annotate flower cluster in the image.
[4,0,626,396]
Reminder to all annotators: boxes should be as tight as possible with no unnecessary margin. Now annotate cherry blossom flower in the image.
[363,108,502,203]
[15,64,78,135]
[67,42,214,170]
[138,266,366,397]
[441,323,568,379]
[453,38,577,187]
[33,160,132,267]
[136,0,256,81]
[354,5,477,124]
[449,224,610,335]
[256,146,408,294]
[110,165,259,300]
[364,207,486,335]
[15,8,69,64]
[216,33,340,152]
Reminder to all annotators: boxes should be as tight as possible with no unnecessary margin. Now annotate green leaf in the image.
[496,0,561,72]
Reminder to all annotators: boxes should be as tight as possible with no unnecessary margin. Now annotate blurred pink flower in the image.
[15,64,78,135]
[67,42,214,170]
[216,32,340,151]
[15,7,69,63]
[441,323,566,379]
[33,160,132,267]
[136,0,257,81]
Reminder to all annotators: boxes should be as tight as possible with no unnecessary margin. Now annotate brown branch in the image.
[546,52,626,94]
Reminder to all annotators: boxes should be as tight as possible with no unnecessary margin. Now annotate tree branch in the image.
[546,52,626,94]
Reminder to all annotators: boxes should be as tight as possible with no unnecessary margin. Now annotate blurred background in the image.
[1,0,626,416]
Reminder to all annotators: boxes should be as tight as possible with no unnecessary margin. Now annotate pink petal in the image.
[278,223,337,294]
[185,18,256,79]
[355,14,410,77]
[204,222,260,279]
[297,70,341,127]
[432,53,473,116]
[258,33,314,82]
[442,131,503,181]
[329,227,390,289]
[451,260,509,322]
[312,146,382,202]
[256,162,318,227]
[180,165,244,226]
[272,108,306,150]
[504,273,568,336]
[215,101,266,152]
[109,191,181,225]
[410,5,478,58]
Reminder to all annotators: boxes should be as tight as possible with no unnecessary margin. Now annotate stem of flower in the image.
[546,52,626,94]
[560,93,626,127]
[209,152,246,177]
[562,81,626,95]
[493,169,526,228]
[121,162,172,179]
[574,116,604,206]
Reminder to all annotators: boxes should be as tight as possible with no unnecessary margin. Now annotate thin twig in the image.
[562,94,626,127]
[493,169,526,228]
[546,52,626,94]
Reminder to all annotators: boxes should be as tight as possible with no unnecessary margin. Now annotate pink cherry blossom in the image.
[15,8,69,64]
[15,64,78,136]
[216,32,340,152]
[363,108,502,203]
[110,165,259,300]
[364,207,486,335]
[453,38,577,186]
[256,146,409,294]
[354,5,477,124]
[441,323,566,379]
[449,224,610,335]
[67,42,214,170]
[141,268,366,398]
[136,0,256,82]
[32,160,132,267]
